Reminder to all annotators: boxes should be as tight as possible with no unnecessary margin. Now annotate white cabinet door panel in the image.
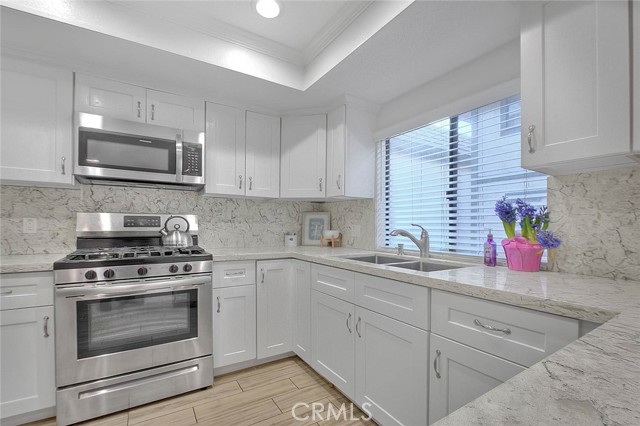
[355,307,428,426]
[0,306,55,419]
[213,285,256,368]
[429,334,525,424]
[326,105,346,198]
[245,111,280,198]
[521,1,631,173]
[1,59,74,186]
[292,260,312,364]
[75,74,146,122]
[146,89,204,131]
[311,290,355,400]
[280,114,326,198]
[205,102,246,196]
[256,261,293,358]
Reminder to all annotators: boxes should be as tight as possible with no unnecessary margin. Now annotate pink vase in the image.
[501,237,543,272]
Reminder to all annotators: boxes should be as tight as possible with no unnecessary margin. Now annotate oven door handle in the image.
[56,276,211,299]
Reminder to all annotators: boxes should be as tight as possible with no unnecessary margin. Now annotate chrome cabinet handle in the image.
[239,175,243,190]
[474,319,511,335]
[137,101,142,118]
[346,313,352,333]
[527,125,535,154]
[319,178,323,192]
[0,289,13,295]
[217,296,221,313]
[355,317,361,337]
[248,176,253,191]
[224,271,245,277]
[151,104,155,120]
[434,349,441,379]
[261,269,265,284]
[336,174,341,190]
[43,316,50,338]
[61,156,66,175]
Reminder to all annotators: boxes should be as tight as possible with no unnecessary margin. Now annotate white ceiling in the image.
[0,1,522,113]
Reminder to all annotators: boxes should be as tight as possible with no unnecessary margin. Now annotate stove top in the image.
[54,245,212,270]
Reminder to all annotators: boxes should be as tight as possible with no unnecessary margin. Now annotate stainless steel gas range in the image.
[53,213,213,426]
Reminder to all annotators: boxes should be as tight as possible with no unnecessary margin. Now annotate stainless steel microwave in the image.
[74,112,204,189]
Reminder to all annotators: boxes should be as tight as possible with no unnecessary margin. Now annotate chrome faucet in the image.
[390,224,430,258]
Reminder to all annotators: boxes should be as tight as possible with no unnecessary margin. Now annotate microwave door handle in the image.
[176,133,183,183]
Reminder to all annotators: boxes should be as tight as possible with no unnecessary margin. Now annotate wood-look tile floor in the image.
[25,357,376,426]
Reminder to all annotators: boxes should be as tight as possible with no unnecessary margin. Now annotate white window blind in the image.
[377,95,547,259]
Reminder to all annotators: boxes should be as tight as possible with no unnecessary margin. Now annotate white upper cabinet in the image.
[75,74,204,131]
[521,0,633,175]
[245,111,281,198]
[146,89,205,131]
[280,114,327,198]
[1,58,74,187]
[326,105,375,199]
[75,74,146,122]
[204,102,246,196]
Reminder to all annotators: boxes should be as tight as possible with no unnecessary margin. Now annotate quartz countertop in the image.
[2,246,639,425]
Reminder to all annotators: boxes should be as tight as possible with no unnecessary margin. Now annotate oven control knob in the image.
[183,264,193,272]
[103,269,115,279]
[137,267,148,276]
[169,264,179,273]
[85,270,97,280]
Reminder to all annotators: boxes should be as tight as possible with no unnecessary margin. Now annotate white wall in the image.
[374,38,520,141]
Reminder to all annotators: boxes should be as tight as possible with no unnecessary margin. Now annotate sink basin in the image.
[342,254,408,265]
[388,261,462,273]
[341,254,464,272]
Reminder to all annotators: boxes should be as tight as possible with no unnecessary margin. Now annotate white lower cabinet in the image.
[355,307,428,426]
[256,260,294,359]
[292,260,312,364]
[213,285,256,368]
[311,290,356,399]
[0,305,55,420]
[429,334,525,424]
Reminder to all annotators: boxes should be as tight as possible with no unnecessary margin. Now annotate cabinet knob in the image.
[527,125,536,154]
[319,177,323,192]
[61,156,66,175]
[434,349,441,379]
[151,104,155,121]
[217,296,221,313]
[239,175,243,190]
[137,101,142,118]
[248,176,253,191]
[336,174,342,190]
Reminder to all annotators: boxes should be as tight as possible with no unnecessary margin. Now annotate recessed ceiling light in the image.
[256,0,280,18]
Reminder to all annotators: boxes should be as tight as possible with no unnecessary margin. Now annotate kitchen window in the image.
[377,95,547,259]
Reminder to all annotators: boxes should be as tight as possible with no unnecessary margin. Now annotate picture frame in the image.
[302,212,331,246]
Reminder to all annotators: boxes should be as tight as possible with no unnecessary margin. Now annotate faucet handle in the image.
[411,224,428,236]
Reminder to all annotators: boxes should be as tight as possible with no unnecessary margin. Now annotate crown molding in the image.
[107,1,305,66]
[302,1,373,64]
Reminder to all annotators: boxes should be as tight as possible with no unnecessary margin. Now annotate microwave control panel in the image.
[182,143,203,177]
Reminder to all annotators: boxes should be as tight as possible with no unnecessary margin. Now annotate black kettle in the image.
[159,216,193,247]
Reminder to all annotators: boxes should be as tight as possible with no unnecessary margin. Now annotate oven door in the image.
[74,112,182,184]
[55,274,212,387]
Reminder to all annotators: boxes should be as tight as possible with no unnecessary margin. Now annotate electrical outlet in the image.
[23,218,37,234]
[351,225,361,238]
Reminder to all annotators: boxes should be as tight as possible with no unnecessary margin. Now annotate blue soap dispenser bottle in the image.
[484,229,497,267]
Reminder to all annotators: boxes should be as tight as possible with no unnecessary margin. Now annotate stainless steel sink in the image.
[341,254,464,272]
[388,261,463,273]
[341,254,409,265]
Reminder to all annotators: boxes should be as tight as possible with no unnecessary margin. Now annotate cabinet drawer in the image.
[311,264,355,303]
[431,290,579,367]
[0,272,54,310]
[354,273,429,330]
[212,261,256,288]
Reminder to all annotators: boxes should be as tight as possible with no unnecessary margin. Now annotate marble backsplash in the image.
[322,198,376,251]
[547,165,640,281]
[0,184,319,255]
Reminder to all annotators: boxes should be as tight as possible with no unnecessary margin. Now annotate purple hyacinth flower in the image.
[495,196,516,223]
[536,230,562,249]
